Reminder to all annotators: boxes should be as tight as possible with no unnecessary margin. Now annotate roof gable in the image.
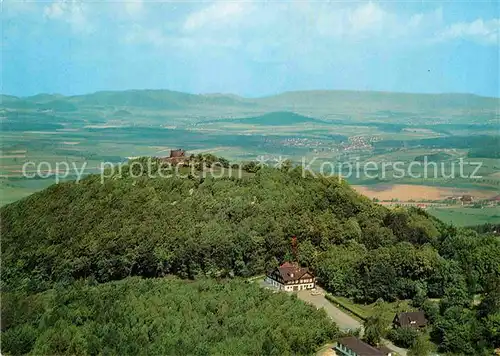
[337,337,385,356]
[269,263,315,282]
[395,311,427,327]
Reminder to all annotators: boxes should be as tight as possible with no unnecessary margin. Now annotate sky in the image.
[2,0,499,97]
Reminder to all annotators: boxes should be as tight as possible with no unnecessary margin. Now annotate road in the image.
[297,288,407,356]
[297,289,361,331]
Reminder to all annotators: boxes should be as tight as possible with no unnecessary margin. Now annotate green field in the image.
[427,207,500,226]
[328,295,414,323]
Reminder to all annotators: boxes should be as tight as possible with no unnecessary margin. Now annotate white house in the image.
[265,262,315,292]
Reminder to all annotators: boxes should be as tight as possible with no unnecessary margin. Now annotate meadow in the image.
[327,295,415,323]
[427,207,500,226]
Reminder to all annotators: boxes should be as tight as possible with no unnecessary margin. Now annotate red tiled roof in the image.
[275,263,313,282]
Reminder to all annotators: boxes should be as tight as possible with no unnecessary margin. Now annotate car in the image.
[311,289,322,296]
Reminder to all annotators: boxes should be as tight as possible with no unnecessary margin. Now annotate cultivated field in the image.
[353,184,499,201]
[427,207,500,226]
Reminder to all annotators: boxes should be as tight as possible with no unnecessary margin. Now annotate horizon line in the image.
[3,87,500,100]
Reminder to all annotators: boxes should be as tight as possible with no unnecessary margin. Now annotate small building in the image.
[460,195,474,204]
[265,262,315,292]
[393,311,427,329]
[170,149,186,158]
[489,195,500,202]
[334,337,393,356]
[161,149,188,165]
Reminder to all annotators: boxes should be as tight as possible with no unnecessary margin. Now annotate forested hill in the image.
[3,89,498,113]
[3,165,438,293]
[2,163,499,355]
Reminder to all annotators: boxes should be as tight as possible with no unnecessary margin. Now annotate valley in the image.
[1,90,499,226]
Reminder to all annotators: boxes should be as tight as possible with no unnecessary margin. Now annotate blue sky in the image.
[2,0,499,97]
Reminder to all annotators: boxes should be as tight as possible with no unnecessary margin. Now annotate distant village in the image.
[276,135,381,153]
[379,194,500,209]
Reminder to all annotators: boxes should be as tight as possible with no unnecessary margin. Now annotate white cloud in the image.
[439,18,499,45]
[125,0,143,15]
[39,0,494,50]
[407,7,442,31]
[123,1,450,62]
[179,1,443,47]
[349,1,387,34]
[314,2,444,42]
[43,0,92,33]
[123,0,145,19]
[183,1,251,32]
[44,1,65,19]
[315,2,389,39]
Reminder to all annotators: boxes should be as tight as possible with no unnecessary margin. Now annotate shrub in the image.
[388,327,420,348]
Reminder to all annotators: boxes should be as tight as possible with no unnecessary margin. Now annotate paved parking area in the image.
[296,288,361,331]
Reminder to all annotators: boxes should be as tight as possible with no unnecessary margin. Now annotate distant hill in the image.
[66,90,254,110]
[414,152,452,162]
[24,93,65,103]
[39,100,78,112]
[255,90,500,113]
[2,89,498,114]
[67,90,186,109]
[0,95,38,110]
[199,93,255,107]
[243,111,326,125]
[112,109,132,117]
[3,90,254,111]
[1,94,23,104]
[206,111,326,126]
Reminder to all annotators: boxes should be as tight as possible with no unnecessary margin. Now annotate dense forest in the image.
[1,278,338,355]
[1,161,499,355]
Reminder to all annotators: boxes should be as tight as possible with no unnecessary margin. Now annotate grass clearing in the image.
[327,295,414,324]
[427,207,500,226]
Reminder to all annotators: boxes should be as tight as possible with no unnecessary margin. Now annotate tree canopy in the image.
[1,277,338,355]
